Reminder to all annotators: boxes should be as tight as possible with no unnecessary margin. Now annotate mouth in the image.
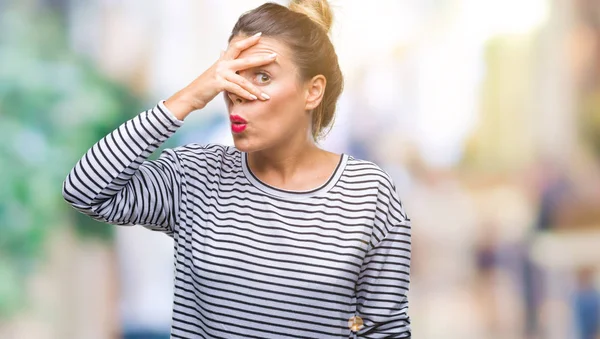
[230,115,247,133]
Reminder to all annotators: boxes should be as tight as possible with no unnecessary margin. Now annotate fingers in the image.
[229,53,277,72]
[222,32,262,60]
[222,81,258,102]
[224,72,269,101]
[216,32,273,103]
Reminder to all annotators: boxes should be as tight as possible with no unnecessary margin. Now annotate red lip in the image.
[230,115,247,124]
[230,115,247,133]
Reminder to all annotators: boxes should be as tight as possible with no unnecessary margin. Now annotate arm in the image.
[355,181,412,338]
[62,33,284,234]
[62,101,185,234]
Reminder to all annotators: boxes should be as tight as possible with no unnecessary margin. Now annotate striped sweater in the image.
[62,100,412,338]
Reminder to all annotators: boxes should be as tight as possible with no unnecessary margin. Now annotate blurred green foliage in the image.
[0,4,143,317]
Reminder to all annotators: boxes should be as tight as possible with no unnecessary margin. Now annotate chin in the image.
[232,142,252,153]
[232,132,282,154]
[231,135,262,153]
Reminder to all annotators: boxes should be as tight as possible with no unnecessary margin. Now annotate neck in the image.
[247,139,322,184]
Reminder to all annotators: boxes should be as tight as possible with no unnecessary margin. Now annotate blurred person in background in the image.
[573,267,599,339]
[524,153,600,339]
[62,1,412,338]
[523,157,570,338]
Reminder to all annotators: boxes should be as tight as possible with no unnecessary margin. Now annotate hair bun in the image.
[289,0,333,33]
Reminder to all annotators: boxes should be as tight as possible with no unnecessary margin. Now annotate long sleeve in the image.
[355,178,412,338]
[62,100,185,234]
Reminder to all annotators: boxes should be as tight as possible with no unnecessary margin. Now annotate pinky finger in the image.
[223,82,258,101]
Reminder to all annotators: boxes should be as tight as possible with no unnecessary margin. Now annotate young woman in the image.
[63,1,412,338]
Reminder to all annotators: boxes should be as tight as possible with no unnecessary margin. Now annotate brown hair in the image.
[229,0,344,141]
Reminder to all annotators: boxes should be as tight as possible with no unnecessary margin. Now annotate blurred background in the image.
[1,0,600,338]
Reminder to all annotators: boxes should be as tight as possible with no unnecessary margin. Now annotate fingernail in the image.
[250,94,258,100]
[268,53,277,59]
[253,32,262,37]
[261,93,270,100]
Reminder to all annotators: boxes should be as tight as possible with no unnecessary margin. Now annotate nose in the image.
[226,91,245,105]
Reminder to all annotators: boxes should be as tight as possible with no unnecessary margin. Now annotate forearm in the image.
[62,101,183,223]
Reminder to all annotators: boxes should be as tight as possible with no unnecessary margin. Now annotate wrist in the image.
[164,92,202,120]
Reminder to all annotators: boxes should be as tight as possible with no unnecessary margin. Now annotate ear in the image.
[304,75,326,111]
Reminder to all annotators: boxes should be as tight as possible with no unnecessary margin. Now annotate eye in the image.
[254,72,271,84]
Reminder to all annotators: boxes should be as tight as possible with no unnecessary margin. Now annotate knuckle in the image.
[214,63,225,75]
[215,63,230,77]
[215,77,227,90]
[233,41,244,50]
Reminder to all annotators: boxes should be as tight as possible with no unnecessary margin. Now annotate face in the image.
[225,36,315,153]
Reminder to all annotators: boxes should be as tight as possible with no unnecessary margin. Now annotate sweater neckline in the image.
[241,152,348,199]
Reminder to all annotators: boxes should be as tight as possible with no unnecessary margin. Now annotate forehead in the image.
[230,35,292,62]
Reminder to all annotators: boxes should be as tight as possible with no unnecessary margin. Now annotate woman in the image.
[62,1,412,338]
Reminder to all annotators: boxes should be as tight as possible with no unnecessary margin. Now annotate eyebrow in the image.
[249,60,281,71]
[263,60,281,68]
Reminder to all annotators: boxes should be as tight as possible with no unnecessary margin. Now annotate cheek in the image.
[248,78,307,136]
[264,80,304,111]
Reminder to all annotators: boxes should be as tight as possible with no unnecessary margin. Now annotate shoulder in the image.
[344,155,398,192]
[345,154,410,220]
